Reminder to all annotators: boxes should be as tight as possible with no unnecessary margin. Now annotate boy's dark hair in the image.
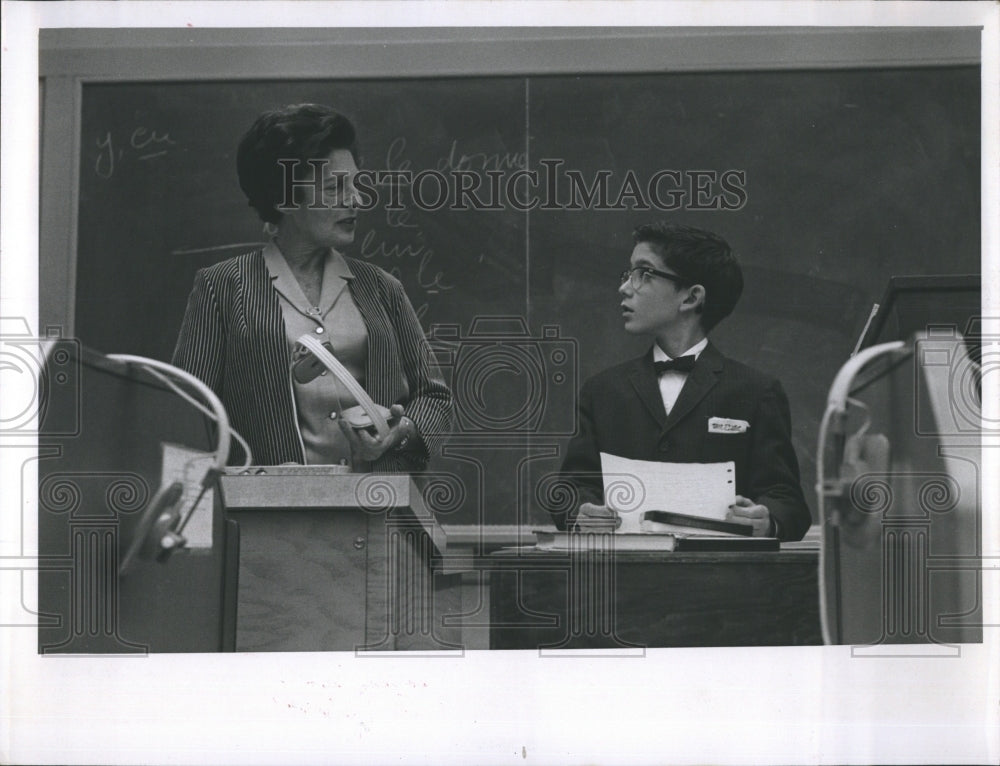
[236,103,358,224]
[633,222,744,331]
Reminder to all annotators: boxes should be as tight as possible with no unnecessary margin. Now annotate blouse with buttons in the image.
[263,240,372,467]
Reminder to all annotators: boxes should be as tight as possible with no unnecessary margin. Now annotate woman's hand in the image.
[338,404,414,463]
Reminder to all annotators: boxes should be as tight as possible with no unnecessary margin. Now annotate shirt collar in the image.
[263,239,354,314]
[324,249,355,280]
[653,337,709,363]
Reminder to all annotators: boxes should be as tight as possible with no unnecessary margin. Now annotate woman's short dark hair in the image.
[633,222,744,331]
[237,104,358,224]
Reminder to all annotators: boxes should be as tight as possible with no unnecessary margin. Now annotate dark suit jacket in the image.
[555,342,811,541]
[172,249,452,471]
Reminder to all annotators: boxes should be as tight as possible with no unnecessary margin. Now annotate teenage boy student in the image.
[554,223,811,541]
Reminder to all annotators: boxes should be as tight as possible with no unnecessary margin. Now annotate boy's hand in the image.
[574,503,621,531]
[726,495,773,537]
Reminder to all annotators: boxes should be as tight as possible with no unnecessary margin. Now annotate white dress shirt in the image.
[652,337,709,415]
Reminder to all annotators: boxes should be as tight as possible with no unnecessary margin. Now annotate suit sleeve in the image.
[551,378,605,530]
[385,277,453,470]
[747,380,812,541]
[171,268,225,396]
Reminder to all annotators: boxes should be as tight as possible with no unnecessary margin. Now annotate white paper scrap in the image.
[160,442,215,548]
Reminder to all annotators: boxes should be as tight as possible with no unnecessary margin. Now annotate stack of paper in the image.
[599,453,737,534]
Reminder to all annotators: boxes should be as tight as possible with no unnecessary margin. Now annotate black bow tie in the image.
[654,355,697,375]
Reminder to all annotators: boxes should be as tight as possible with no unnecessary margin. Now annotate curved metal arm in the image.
[106,354,232,471]
[815,340,906,645]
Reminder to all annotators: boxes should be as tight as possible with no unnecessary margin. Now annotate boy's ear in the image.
[682,283,706,313]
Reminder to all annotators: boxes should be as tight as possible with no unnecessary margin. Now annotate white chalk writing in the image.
[94,127,177,179]
[357,136,457,320]
[437,139,527,173]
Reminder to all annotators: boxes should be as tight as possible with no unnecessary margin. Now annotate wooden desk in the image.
[480,546,821,650]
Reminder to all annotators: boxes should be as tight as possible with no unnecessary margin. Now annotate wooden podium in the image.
[219,470,461,652]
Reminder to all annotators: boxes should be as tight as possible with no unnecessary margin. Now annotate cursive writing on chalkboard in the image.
[437,139,527,173]
[355,136,457,320]
[94,127,177,179]
[359,229,453,294]
[383,137,413,179]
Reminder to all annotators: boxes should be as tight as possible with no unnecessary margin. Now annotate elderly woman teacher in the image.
[172,104,452,471]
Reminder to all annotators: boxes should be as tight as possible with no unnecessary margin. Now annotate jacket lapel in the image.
[627,350,668,429]
[345,265,391,407]
[240,249,304,463]
[662,341,724,433]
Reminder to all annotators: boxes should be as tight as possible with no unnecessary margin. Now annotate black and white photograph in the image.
[1,1,998,764]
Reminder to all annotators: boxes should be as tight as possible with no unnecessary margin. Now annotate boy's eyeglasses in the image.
[619,267,689,290]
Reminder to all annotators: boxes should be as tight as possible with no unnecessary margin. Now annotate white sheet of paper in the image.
[160,442,215,548]
[600,453,736,533]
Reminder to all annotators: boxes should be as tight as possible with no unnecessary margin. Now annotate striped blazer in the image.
[171,249,452,471]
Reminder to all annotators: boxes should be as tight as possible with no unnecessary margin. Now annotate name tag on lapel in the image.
[708,417,750,434]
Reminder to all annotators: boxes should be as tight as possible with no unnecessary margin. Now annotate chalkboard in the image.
[74,68,980,525]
